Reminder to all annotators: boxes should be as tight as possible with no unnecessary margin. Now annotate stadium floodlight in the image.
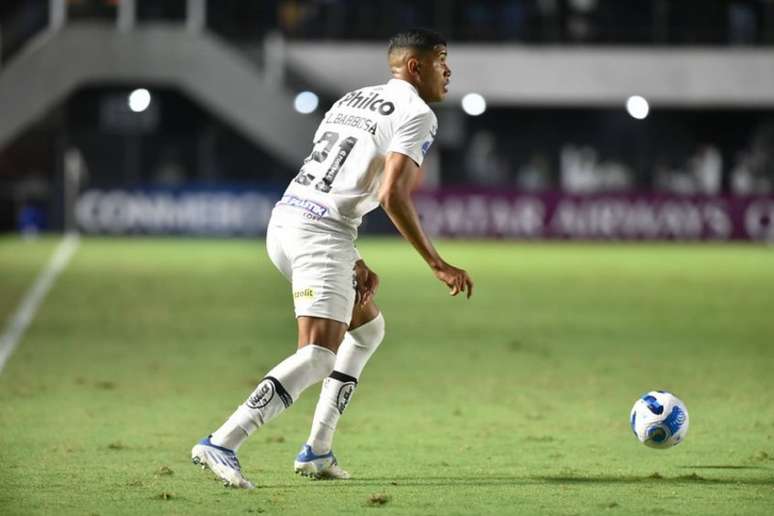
[461,93,487,116]
[626,95,649,120]
[294,91,319,114]
[128,88,152,113]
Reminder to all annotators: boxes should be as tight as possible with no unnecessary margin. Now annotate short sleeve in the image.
[386,110,437,167]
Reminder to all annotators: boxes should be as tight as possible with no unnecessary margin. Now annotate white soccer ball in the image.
[630,390,689,449]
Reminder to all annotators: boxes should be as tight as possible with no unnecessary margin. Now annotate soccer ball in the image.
[630,390,689,449]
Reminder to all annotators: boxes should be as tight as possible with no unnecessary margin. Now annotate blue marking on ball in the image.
[642,395,664,415]
[663,405,686,435]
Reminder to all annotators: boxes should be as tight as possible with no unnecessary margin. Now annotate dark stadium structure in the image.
[1,0,773,239]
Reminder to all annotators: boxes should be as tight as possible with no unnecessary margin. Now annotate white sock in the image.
[211,344,336,451]
[306,313,385,454]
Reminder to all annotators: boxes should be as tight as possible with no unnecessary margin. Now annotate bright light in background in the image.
[626,95,649,120]
[294,91,319,114]
[461,93,487,116]
[128,88,151,113]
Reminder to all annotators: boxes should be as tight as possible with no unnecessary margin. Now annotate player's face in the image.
[418,45,451,103]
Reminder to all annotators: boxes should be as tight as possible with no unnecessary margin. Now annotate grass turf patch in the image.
[0,237,773,515]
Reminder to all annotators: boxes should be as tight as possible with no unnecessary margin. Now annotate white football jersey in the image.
[272,78,438,238]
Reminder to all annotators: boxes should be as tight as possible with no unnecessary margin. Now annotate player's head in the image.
[388,28,450,103]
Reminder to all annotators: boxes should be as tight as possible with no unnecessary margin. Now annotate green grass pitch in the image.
[1,236,773,515]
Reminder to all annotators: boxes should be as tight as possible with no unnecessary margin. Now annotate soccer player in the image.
[192,28,473,488]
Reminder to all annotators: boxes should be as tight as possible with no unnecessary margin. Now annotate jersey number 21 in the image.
[294,131,358,193]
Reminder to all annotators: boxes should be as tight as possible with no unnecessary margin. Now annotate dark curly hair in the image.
[388,28,447,55]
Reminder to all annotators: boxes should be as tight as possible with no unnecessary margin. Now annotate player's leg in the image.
[195,319,344,488]
[296,315,348,352]
[208,320,344,449]
[205,221,349,450]
[296,299,385,479]
[193,223,348,488]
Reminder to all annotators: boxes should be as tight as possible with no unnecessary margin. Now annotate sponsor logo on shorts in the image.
[246,379,274,409]
[336,382,356,414]
[293,288,315,300]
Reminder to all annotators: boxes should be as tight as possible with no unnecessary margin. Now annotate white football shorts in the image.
[266,221,357,326]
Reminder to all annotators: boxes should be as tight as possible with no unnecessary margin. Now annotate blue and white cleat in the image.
[293,444,351,480]
[191,436,255,489]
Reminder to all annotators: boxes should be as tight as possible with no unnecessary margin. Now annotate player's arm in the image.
[378,152,473,298]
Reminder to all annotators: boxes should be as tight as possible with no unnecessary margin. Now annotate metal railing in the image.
[0,0,207,69]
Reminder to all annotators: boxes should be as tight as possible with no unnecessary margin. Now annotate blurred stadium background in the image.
[1,0,774,240]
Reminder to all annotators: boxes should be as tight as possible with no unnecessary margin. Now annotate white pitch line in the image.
[0,234,80,374]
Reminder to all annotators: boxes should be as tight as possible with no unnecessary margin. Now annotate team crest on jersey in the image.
[421,140,433,155]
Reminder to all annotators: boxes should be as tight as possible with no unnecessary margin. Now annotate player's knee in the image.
[371,312,385,345]
[321,348,337,375]
[351,298,380,327]
[285,344,337,400]
[351,312,385,351]
[305,344,337,377]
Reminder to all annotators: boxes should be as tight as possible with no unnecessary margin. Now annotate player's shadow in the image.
[256,472,774,489]
[256,476,533,489]
[678,464,767,470]
[531,473,774,486]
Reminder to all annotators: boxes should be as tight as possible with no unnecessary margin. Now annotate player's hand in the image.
[354,260,380,306]
[433,261,474,299]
